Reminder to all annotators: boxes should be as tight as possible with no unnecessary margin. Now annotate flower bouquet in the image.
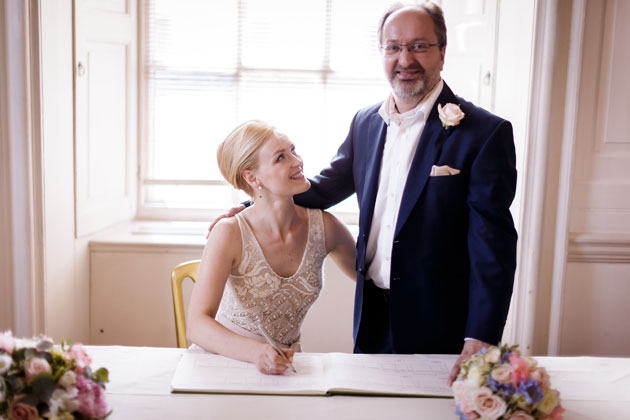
[452,344,564,420]
[0,330,109,420]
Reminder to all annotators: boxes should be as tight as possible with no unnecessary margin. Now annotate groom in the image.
[294,2,517,384]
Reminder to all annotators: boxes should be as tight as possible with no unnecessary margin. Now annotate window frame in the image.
[136,0,372,223]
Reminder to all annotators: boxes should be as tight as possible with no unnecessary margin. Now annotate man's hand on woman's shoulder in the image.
[206,203,247,238]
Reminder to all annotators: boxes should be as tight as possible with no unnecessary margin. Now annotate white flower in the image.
[438,103,465,129]
[466,364,485,387]
[484,347,501,364]
[46,387,80,416]
[59,370,77,389]
[0,352,13,375]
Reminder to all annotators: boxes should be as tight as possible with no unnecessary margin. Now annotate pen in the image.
[258,328,297,373]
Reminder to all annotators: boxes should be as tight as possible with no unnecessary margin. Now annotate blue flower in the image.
[518,379,544,404]
[500,351,513,363]
[487,374,515,396]
[476,347,488,355]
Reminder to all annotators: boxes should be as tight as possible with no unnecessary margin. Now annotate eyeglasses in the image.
[380,42,441,56]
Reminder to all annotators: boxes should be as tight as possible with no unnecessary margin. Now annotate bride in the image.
[186,120,356,375]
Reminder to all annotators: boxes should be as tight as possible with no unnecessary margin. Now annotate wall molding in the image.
[0,0,16,330]
[546,0,586,356]
[509,0,566,355]
[568,232,630,263]
[0,0,45,335]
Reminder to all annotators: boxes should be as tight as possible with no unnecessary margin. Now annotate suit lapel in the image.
[394,83,459,237]
[359,113,388,235]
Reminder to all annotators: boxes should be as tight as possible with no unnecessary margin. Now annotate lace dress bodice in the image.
[215,208,327,347]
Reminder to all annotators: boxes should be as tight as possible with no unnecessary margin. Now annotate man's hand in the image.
[448,339,491,386]
[206,204,247,239]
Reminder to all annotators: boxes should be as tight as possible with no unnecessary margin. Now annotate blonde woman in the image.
[186,120,356,375]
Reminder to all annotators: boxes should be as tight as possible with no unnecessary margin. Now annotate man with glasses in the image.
[295,2,517,384]
[210,2,517,384]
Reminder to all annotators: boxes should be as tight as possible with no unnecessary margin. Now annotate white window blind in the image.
[141,0,499,220]
[141,0,393,219]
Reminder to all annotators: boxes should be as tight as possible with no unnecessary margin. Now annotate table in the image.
[86,346,630,420]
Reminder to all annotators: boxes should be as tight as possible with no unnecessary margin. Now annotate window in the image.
[140,0,397,220]
[140,0,500,221]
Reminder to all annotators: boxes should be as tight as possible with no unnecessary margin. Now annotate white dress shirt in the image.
[366,79,443,289]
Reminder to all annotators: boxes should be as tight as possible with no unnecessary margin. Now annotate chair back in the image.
[171,259,200,348]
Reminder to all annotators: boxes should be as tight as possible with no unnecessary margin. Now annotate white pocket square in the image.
[430,165,461,176]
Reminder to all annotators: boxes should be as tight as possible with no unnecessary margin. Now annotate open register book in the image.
[170,347,457,397]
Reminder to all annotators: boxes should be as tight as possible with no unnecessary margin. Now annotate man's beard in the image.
[392,78,426,99]
[389,68,439,101]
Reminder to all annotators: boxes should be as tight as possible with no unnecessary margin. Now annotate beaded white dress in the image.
[215,208,327,349]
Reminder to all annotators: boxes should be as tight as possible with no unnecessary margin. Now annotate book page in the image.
[323,353,456,397]
[171,350,329,395]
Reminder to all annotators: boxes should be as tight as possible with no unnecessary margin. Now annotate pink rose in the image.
[452,381,475,413]
[24,356,51,381]
[506,411,535,420]
[530,367,550,387]
[9,398,40,420]
[509,355,530,387]
[74,374,108,418]
[471,387,507,420]
[67,343,92,373]
[0,330,15,353]
[490,364,513,383]
[438,103,465,128]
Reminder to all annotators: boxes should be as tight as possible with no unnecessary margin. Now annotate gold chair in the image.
[171,259,200,348]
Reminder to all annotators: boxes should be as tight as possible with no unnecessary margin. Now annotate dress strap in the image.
[306,208,327,259]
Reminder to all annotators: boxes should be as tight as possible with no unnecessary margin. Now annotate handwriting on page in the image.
[189,354,325,389]
[327,354,453,395]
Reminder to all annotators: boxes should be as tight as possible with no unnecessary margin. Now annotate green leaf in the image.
[30,373,56,403]
[36,341,53,351]
[93,367,109,384]
[12,348,27,363]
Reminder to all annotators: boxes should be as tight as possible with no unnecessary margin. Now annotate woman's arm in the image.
[322,211,357,281]
[186,218,293,374]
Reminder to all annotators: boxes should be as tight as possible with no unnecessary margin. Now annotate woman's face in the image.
[250,131,310,198]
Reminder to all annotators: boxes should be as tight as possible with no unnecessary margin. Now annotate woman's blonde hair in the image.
[217,120,276,197]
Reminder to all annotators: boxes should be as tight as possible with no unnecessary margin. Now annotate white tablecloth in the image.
[86,346,630,420]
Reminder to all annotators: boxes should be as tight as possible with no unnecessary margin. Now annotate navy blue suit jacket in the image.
[295,82,517,355]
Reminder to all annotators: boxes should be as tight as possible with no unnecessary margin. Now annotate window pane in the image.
[149,0,238,70]
[241,0,327,69]
[330,0,384,78]
[149,80,238,181]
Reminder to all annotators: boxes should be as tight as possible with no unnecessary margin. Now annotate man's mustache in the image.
[394,66,425,74]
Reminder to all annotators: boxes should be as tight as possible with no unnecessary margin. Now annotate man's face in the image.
[381,9,445,103]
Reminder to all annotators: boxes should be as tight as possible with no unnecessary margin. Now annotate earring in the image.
[257,185,262,199]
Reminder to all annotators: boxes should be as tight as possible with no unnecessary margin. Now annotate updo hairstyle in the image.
[216,120,276,197]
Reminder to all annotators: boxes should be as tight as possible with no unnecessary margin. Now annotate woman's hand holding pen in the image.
[255,343,294,375]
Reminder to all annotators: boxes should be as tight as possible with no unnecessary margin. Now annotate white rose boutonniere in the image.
[438,103,465,129]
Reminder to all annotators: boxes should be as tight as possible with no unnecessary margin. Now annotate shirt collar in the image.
[378,79,444,127]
